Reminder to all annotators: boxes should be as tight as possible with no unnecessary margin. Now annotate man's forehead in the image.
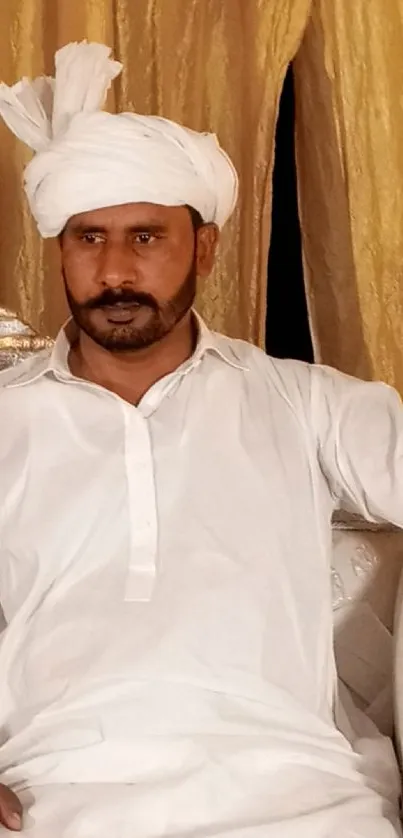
[66,202,190,230]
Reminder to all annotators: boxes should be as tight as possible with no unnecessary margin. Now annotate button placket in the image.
[123,406,158,602]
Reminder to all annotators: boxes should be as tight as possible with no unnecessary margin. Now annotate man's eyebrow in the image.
[127,223,167,234]
[67,224,107,235]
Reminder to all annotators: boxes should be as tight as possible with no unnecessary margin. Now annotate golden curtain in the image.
[294,0,403,390]
[0,0,311,343]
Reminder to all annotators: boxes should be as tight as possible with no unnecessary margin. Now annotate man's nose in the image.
[98,242,137,288]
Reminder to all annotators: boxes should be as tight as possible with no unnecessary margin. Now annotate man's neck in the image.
[68,311,197,405]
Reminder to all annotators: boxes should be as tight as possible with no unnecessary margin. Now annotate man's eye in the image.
[134,233,156,245]
[81,233,103,244]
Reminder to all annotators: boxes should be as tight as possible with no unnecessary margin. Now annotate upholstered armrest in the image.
[332,521,403,736]
[0,306,53,370]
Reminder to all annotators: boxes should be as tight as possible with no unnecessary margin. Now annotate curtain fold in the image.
[294,0,403,390]
[0,0,311,343]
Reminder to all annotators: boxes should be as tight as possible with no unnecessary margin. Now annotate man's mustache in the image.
[84,290,158,310]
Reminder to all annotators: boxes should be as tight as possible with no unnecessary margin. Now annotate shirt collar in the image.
[4,311,248,389]
[190,312,248,372]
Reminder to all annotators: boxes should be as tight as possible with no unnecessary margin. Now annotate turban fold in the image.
[0,42,238,237]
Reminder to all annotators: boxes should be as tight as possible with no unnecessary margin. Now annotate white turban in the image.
[0,42,238,238]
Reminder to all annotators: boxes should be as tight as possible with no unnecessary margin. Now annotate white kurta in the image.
[0,318,401,837]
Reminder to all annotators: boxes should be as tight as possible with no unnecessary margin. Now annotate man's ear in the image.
[195,224,220,277]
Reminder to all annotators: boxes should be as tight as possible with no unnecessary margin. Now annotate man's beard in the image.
[63,260,197,353]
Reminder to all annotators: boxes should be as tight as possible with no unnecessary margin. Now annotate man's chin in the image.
[80,324,168,353]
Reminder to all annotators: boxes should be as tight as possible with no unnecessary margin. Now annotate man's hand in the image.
[0,785,22,831]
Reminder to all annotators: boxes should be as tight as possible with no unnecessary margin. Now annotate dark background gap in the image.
[265,64,314,363]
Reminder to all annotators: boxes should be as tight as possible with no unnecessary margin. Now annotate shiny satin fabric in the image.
[0,0,311,344]
[294,0,403,391]
[0,305,52,369]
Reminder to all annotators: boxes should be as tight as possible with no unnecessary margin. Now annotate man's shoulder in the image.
[213,333,335,417]
[213,331,313,380]
[0,350,52,393]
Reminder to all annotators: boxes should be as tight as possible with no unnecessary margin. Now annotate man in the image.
[0,41,400,837]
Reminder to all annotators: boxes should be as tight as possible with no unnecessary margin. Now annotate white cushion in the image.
[332,525,403,736]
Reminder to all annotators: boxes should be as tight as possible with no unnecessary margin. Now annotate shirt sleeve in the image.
[311,364,403,526]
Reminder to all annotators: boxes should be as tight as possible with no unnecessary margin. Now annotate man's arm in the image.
[311,365,403,525]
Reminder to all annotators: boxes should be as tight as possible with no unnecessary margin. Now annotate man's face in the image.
[60,202,218,352]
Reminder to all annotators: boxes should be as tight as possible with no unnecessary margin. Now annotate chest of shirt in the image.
[0,374,333,636]
[0,373,335,714]
[0,372,328,572]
